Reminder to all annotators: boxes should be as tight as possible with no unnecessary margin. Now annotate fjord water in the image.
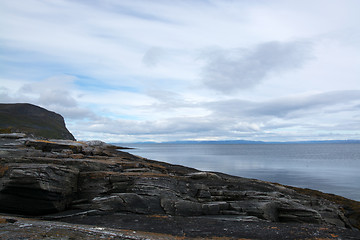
[120,143,360,201]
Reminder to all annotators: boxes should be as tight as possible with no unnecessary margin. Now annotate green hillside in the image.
[0,103,75,140]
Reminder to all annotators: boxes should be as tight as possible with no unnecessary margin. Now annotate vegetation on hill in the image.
[0,103,75,140]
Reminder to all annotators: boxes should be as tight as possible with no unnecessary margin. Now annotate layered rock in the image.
[0,134,359,232]
[0,163,78,214]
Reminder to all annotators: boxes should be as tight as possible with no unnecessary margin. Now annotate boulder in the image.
[0,133,26,139]
[25,139,83,153]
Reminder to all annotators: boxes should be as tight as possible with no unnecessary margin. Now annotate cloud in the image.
[201,41,313,93]
[1,0,360,142]
[253,90,360,118]
[142,47,165,67]
[1,76,95,120]
[207,90,360,118]
[145,89,194,111]
[3,85,354,142]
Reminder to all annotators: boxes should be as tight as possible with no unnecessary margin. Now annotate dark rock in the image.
[2,213,360,240]
[278,207,322,223]
[25,139,83,153]
[93,193,153,214]
[0,133,26,139]
[0,134,359,236]
[77,171,112,199]
[201,202,221,215]
[187,171,221,180]
[0,163,78,214]
[174,200,203,216]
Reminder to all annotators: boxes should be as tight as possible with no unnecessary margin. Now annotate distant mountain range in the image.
[119,139,360,144]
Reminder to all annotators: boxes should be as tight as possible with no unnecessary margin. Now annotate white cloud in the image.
[200,41,313,93]
[1,0,359,142]
[206,90,360,118]
[0,76,95,120]
[142,47,165,67]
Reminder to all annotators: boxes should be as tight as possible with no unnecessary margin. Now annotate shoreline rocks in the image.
[1,134,360,239]
[2,213,358,240]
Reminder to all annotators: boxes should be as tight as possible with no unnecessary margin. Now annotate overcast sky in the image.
[1,0,360,142]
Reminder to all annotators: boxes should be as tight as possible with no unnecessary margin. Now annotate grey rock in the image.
[187,171,221,180]
[0,163,78,214]
[201,203,221,215]
[92,194,126,211]
[278,207,322,224]
[77,172,112,199]
[0,133,26,139]
[160,198,176,215]
[115,193,150,214]
[175,200,203,216]
[83,140,108,147]
[25,140,83,153]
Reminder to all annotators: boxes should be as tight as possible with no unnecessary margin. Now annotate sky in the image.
[1,0,360,142]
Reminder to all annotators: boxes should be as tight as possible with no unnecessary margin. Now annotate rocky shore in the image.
[1,133,360,239]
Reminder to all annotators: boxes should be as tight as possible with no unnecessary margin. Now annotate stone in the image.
[160,198,176,215]
[278,207,322,224]
[92,194,126,211]
[0,163,78,214]
[115,193,150,214]
[187,171,221,180]
[175,200,203,216]
[77,172,112,199]
[202,203,221,215]
[25,139,83,153]
[0,133,26,139]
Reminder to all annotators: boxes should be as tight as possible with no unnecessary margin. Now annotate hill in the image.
[0,103,75,140]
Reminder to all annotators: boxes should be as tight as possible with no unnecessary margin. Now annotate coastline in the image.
[119,142,360,201]
[1,135,359,239]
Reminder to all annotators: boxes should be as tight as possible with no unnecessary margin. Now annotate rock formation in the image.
[0,103,75,140]
[1,135,359,235]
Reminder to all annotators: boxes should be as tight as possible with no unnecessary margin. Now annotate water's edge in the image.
[118,143,360,201]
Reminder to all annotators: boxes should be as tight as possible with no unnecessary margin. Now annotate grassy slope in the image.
[0,103,75,140]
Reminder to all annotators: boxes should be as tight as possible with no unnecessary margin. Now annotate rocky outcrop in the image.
[0,135,359,235]
[0,163,78,214]
[0,103,75,140]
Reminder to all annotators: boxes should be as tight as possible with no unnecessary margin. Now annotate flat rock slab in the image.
[1,214,360,240]
[0,215,180,240]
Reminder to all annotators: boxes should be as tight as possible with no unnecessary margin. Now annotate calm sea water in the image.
[118,143,360,201]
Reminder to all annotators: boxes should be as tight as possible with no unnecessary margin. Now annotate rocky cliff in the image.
[0,103,75,140]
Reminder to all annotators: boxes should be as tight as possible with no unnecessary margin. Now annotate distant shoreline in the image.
[114,139,360,145]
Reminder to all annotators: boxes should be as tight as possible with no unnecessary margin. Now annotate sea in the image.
[117,143,360,201]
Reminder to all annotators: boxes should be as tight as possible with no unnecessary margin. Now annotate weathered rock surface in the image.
[0,134,360,239]
[2,213,360,240]
[0,163,78,214]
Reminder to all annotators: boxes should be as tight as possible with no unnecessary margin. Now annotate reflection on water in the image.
[119,143,360,201]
